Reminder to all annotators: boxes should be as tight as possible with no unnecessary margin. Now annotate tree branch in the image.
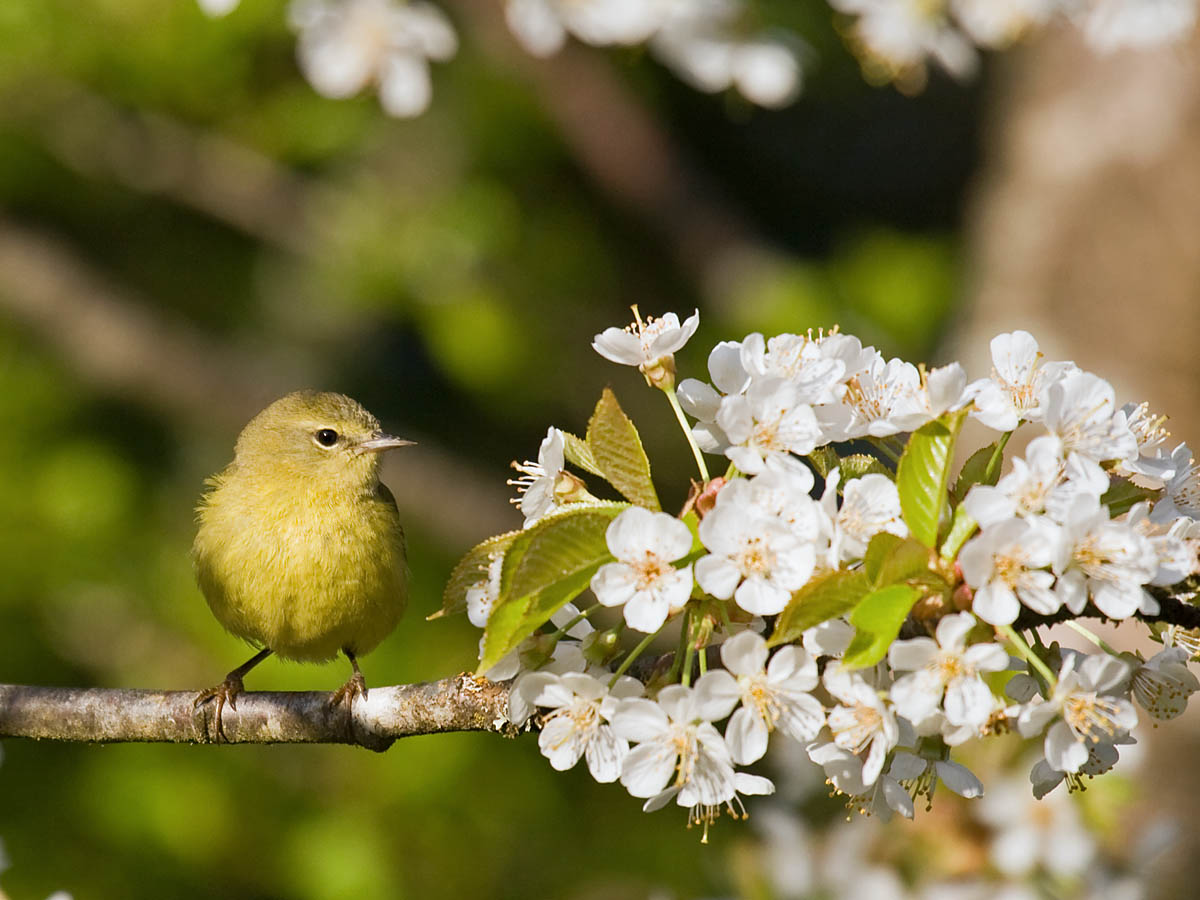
[0,675,514,753]
[1010,586,1200,633]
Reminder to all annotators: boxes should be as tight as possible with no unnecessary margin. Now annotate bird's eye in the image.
[315,428,339,448]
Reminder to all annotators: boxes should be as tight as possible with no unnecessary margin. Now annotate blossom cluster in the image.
[456,308,1200,839]
[832,0,1198,89]
[198,0,1198,116]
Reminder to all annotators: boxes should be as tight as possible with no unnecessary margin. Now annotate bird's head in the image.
[234,391,412,490]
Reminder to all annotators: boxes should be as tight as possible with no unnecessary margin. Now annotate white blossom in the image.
[1076,0,1197,51]
[951,0,1058,47]
[696,489,816,616]
[739,331,847,403]
[959,517,1062,624]
[507,640,589,724]
[922,362,971,418]
[977,770,1096,876]
[590,507,694,633]
[821,667,899,786]
[888,612,1008,728]
[729,456,822,543]
[1017,652,1137,774]
[699,631,825,764]
[967,330,1076,432]
[591,308,700,374]
[819,352,928,440]
[962,434,1107,529]
[803,618,855,658]
[889,749,985,810]
[716,378,823,474]
[1053,495,1158,619]
[531,671,642,781]
[465,549,505,629]
[821,468,907,563]
[198,0,241,16]
[1028,733,1133,798]
[828,0,977,80]
[808,742,914,820]
[613,679,774,834]
[508,427,568,526]
[1151,443,1200,524]
[505,0,662,57]
[651,5,802,108]
[678,340,749,453]
[1113,401,1176,483]
[1042,372,1138,466]
[289,0,457,118]
[1129,646,1198,720]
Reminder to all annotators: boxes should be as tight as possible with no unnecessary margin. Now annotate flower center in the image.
[742,675,782,729]
[544,700,599,750]
[1062,692,1126,742]
[736,536,774,577]
[832,703,881,754]
[931,653,969,684]
[1127,402,1170,453]
[633,552,673,590]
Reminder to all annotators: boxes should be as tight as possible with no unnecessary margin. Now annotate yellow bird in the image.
[192,391,411,734]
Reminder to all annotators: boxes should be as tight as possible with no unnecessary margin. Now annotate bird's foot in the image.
[194,674,244,742]
[329,671,368,711]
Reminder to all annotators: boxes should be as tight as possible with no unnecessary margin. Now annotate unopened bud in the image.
[952,581,974,612]
[583,626,622,665]
[694,477,726,518]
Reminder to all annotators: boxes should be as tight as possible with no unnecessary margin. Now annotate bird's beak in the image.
[354,433,416,455]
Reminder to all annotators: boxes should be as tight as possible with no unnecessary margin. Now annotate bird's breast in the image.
[194,478,407,662]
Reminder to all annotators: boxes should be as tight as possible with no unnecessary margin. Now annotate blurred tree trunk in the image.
[950,26,1200,896]
[953,27,1200,450]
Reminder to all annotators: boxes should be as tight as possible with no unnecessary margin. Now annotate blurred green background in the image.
[0,1,978,897]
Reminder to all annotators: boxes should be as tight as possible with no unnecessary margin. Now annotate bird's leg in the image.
[194,647,273,742]
[329,649,368,709]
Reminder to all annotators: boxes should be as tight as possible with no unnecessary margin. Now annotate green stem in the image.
[998,624,1057,688]
[667,607,692,683]
[870,437,902,465]
[983,431,1013,483]
[609,627,664,688]
[665,386,710,482]
[1063,619,1120,656]
[680,612,698,688]
[716,599,733,635]
[549,604,601,639]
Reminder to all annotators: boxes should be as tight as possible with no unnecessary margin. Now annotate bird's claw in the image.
[194,674,244,742]
[329,671,368,710]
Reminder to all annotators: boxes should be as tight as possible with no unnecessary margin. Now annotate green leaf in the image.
[896,408,968,548]
[862,533,931,589]
[939,505,978,561]
[586,388,660,510]
[768,570,871,646]
[478,505,624,672]
[433,531,520,619]
[952,443,1000,504]
[562,431,603,477]
[842,584,921,669]
[839,453,893,481]
[806,446,841,478]
[1102,478,1159,518]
